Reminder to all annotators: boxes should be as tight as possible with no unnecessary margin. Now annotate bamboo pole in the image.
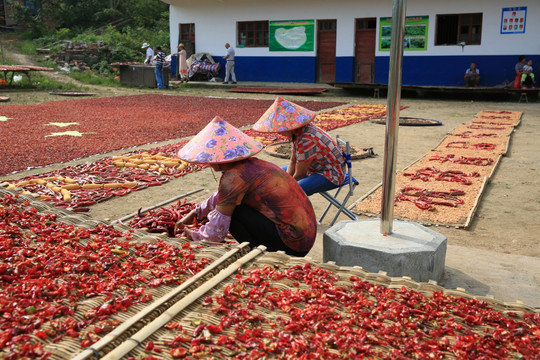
[71,242,252,360]
[100,246,267,360]
[113,188,204,224]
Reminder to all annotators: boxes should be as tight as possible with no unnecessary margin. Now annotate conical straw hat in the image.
[253,96,316,133]
[178,116,263,164]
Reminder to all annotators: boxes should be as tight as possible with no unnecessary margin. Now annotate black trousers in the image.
[229,205,308,257]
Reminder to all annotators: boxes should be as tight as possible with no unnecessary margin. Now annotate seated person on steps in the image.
[464,62,480,87]
[521,59,536,89]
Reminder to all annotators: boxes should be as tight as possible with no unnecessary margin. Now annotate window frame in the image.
[237,20,269,48]
[435,13,482,46]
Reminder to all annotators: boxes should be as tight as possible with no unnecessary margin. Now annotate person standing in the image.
[464,62,480,87]
[152,46,166,89]
[175,43,188,83]
[222,43,237,84]
[142,43,154,65]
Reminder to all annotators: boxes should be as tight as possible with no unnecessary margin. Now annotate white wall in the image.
[166,0,539,58]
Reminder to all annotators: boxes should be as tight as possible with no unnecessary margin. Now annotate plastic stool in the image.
[518,92,528,103]
[373,88,380,99]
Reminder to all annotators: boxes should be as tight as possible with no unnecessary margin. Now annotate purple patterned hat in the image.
[253,96,316,133]
[178,116,263,164]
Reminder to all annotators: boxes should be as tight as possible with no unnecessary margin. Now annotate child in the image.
[521,59,535,89]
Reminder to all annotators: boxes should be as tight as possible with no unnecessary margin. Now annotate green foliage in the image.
[13,0,171,85]
[68,69,119,86]
[14,40,37,55]
[0,72,80,91]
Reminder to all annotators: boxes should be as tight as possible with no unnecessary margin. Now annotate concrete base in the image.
[323,219,447,282]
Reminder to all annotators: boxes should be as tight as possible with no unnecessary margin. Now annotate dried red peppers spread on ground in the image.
[0,192,217,359]
[134,262,539,360]
[3,102,389,211]
[354,110,522,227]
[0,95,345,175]
[4,141,207,211]
[1,193,538,360]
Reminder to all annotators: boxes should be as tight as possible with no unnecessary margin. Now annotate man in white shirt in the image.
[222,43,237,84]
[142,43,154,65]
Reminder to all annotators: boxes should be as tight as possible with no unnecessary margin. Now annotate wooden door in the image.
[178,23,195,57]
[354,18,376,83]
[317,19,336,83]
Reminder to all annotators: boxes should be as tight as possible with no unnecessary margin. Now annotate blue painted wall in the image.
[213,54,539,86]
[335,57,355,83]
[374,55,540,87]
[216,56,316,83]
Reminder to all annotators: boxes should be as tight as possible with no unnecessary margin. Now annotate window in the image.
[356,18,376,30]
[436,13,482,45]
[237,21,268,47]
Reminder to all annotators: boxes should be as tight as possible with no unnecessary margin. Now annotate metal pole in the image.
[380,0,406,235]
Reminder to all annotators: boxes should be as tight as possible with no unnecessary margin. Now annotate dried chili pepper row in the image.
[429,154,494,166]
[467,124,506,130]
[446,142,497,151]
[403,167,479,185]
[146,263,538,359]
[472,120,513,126]
[482,110,513,114]
[476,115,512,120]
[395,187,465,210]
[0,193,211,358]
[471,143,497,151]
[454,131,497,138]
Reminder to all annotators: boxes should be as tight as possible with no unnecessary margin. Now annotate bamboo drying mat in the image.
[0,188,250,360]
[118,251,538,360]
[1,187,537,360]
[352,110,523,228]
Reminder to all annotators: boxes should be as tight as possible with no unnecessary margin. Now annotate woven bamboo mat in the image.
[119,251,538,360]
[0,188,250,360]
[1,188,537,359]
[352,110,523,228]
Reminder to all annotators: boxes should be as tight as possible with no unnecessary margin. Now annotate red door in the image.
[178,23,195,57]
[354,18,376,83]
[317,20,336,83]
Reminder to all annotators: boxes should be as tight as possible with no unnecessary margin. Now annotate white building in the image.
[161,0,539,86]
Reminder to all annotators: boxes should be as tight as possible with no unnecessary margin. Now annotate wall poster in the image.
[269,20,314,51]
[379,16,429,51]
[501,7,526,34]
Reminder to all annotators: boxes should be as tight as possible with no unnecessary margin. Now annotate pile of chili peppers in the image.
[395,187,465,210]
[138,263,539,359]
[0,193,211,359]
[128,199,201,237]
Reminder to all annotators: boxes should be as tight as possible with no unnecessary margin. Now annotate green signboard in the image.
[269,20,314,51]
[379,16,429,51]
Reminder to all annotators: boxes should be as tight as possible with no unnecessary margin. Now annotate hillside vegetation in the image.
[11,0,170,83]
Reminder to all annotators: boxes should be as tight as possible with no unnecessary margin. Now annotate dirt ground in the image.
[1,42,539,308]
